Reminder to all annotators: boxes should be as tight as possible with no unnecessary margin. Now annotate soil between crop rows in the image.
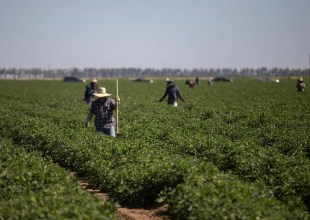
[69,172,169,220]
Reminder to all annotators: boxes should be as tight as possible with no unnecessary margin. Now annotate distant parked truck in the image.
[131,78,154,83]
[63,76,85,83]
[209,77,233,83]
[258,77,280,83]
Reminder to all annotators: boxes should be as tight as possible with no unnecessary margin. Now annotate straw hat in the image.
[91,78,98,83]
[93,87,111,97]
[298,77,304,82]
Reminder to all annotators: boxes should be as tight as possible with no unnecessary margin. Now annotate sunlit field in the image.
[0,78,309,219]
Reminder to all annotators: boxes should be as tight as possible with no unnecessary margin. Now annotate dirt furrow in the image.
[69,172,169,220]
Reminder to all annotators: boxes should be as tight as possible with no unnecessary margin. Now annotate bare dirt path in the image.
[70,172,169,220]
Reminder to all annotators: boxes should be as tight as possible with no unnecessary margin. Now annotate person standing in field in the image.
[208,78,213,86]
[85,87,120,137]
[195,76,200,85]
[296,77,305,92]
[84,78,100,104]
[159,79,185,107]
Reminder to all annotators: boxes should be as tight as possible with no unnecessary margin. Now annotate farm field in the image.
[0,138,117,220]
[0,78,309,219]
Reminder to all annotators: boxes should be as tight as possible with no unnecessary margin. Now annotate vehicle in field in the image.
[210,77,233,82]
[63,76,85,82]
[258,77,280,83]
[131,78,154,83]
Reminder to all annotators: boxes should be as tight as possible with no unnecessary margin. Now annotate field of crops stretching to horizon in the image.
[0,78,309,219]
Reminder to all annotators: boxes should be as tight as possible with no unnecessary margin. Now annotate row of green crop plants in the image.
[0,79,309,219]
[0,138,117,220]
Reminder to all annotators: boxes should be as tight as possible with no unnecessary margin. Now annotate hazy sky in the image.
[0,0,309,69]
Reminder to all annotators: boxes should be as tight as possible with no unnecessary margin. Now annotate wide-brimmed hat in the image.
[91,78,98,83]
[93,87,111,97]
[298,77,304,82]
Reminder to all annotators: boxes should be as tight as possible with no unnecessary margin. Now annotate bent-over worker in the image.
[296,77,305,92]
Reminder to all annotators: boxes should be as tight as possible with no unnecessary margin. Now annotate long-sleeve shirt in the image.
[159,84,184,105]
[86,98,116,130]
[84,83,100,103]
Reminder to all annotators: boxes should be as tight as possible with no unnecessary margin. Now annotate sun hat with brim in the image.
[91,78,98,83]
[93,87,111,97]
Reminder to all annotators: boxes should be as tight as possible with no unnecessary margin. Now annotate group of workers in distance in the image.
[83,77,306,138]
[83,77,185,137]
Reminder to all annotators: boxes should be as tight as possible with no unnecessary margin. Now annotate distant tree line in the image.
[0,67,309,79]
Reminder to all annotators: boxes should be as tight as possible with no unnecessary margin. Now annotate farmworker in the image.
[159,79,185,107]
[208,78,213,86]
[85,87,120,137]
[296,77,305,92]
[195,76,200,85]
[84,78,100,104]
[185,79,196,89]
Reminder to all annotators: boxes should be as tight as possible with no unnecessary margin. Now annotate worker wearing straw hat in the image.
[85,87,120,137]
[84,78,100,104]
[296,77,305,92]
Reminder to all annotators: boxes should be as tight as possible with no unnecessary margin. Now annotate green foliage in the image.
[0,78,309,218]
[0,138,117,220]
[164,163,308,220]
